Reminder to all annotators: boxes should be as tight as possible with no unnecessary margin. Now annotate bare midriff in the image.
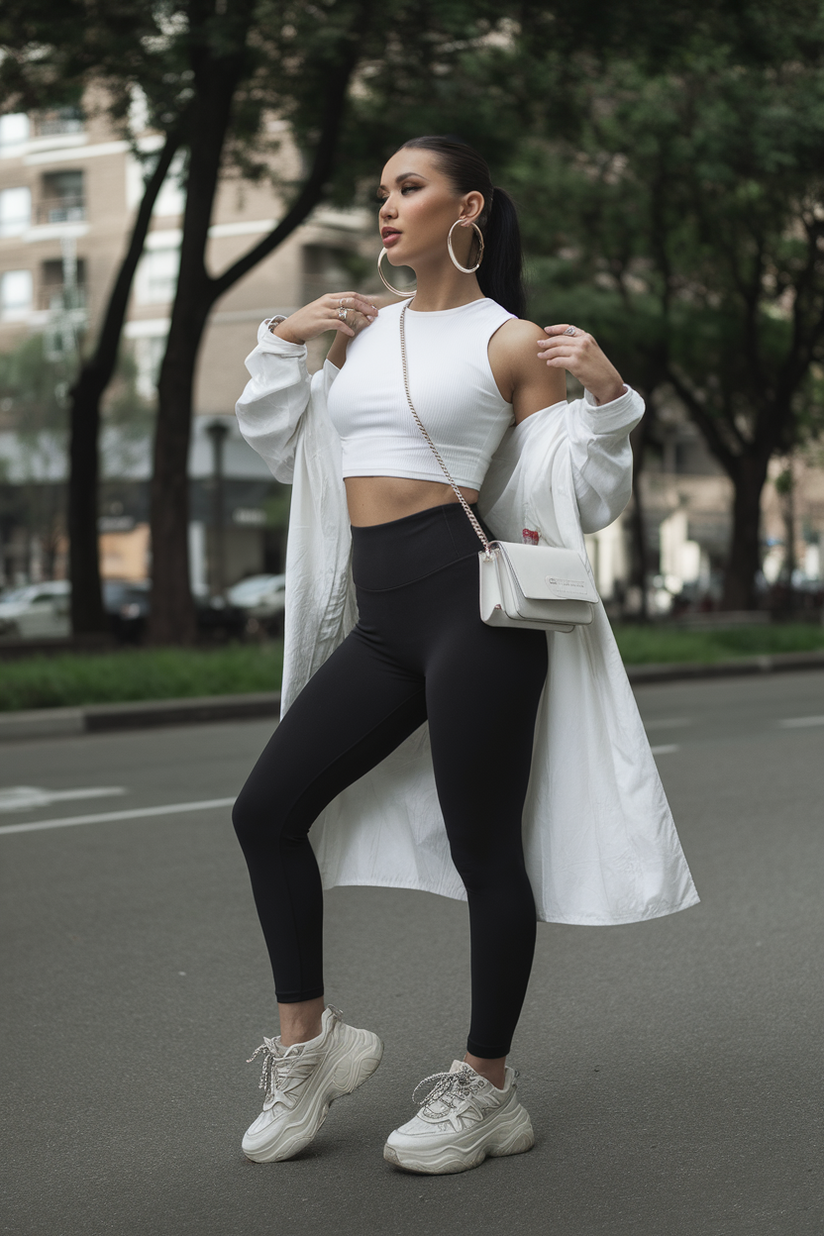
[344,476,479,527]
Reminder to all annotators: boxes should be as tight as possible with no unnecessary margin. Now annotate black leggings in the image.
[232,502,548,1058]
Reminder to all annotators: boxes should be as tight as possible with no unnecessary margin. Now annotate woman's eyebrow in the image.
[377,172,429,191]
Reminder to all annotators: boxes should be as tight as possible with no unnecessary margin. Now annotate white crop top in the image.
[326,297,516,490]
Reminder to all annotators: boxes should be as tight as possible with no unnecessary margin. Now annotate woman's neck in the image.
[406,260,484,312]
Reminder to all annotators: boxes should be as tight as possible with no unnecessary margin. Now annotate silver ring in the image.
[564,326,578,336]
[337,306,349,321]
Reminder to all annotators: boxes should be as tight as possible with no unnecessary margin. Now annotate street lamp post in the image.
[206,420,228,597]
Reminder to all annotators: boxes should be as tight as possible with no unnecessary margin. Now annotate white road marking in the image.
[644,718,692,730]
[650,744,679,756]
[0,786,126,813]
[778,716,824,729]
[0,797,236,836]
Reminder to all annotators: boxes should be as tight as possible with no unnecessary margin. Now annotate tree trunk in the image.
[67,134,180,634]
[149,306,209,644]
[147,9,365,644]
[147,45,243,644]
[721,453,770,611]
[67,366,107,633]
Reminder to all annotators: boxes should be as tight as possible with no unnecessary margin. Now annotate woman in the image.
[233,136,698,1175]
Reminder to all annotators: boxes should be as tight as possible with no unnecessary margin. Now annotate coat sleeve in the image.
[564,385,645,533]
[234,320,317,484]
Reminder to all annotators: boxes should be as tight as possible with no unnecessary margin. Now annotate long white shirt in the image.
[235,316,699,926]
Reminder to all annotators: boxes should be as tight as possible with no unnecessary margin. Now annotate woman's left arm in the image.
[538,322,644,531]
[490,318,644,531]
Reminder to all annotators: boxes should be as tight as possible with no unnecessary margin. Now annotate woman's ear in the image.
[461,190,485,224]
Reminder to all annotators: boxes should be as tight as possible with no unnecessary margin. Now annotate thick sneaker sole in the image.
[243,1027,383,1163]
[383,1100,535,1175]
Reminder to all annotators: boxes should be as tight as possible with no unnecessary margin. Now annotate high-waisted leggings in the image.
[232,502,548,1059]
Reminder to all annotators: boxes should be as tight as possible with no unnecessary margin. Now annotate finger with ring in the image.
[564,326,578,336]
[337,307,349,321]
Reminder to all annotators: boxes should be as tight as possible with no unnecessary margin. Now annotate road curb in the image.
[1,651,823,740]
[0,692,281,742]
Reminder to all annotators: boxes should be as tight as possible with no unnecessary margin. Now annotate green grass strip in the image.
[2,624,824,712]
[613,622,824,665]
[0,642,284,712]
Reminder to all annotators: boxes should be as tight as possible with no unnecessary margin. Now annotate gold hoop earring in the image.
[377,248,416,296]
[447,220,484,274]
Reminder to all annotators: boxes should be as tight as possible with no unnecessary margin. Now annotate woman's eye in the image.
[401,185,419,194]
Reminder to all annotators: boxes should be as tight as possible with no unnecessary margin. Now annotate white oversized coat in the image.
[235,313,699,926]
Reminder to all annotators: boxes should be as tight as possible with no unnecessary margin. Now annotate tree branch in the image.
[665,365,738,477]
[207,9,370,304]
[73,131,181,393]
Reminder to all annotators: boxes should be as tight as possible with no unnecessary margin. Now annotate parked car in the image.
[0,578,247,644]
[193,591,248,642]
[0,580,71,639]
[103,579,150,643]
[226,574,286,635]
[103,580,247,643]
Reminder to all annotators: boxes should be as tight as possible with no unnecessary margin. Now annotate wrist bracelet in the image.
[268,315,288,333]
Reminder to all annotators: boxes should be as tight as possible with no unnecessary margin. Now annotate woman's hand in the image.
[273,291,379,345]
[537,324,625,406]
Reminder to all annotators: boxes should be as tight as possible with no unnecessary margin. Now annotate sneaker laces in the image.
[246,1007,342,1103]
[412,1066,484,1115]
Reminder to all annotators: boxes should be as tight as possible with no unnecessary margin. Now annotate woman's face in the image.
[377,148,483,268]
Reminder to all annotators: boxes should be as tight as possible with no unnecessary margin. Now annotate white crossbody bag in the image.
[399,303,598,633]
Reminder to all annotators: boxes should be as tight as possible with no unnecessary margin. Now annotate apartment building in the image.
[1,102,821,610]
[0,99,374,591]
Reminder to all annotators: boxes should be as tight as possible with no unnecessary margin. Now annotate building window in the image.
[40,257,86,311]
[38,170,85,225]
[133,334,167,398]
[0,270,33,320]
[30,106,84,139]
[0,114,30,154]
[125,149,186,218]
[0,187,31,237]
[135,247,180,305]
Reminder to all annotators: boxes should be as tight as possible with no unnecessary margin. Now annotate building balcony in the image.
[37,283,87,312]
[35,197,86,226]
[31,110,85,139]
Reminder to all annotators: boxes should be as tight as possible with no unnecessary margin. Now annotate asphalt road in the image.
[1,671,823,1236]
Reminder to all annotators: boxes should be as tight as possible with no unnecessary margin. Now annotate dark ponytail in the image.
[479,187,525,320]
[399,136,526,319]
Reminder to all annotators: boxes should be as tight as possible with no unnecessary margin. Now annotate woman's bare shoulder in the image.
[489,318,566,414]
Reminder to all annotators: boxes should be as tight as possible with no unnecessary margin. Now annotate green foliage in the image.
[0,642,284,711]
[774,468,793,498]
[0,334,71,438]
[614,622,824,665]
[0,333,151,443]
[508,27,824,464]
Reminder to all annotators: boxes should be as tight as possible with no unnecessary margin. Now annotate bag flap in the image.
[495,542,599,603]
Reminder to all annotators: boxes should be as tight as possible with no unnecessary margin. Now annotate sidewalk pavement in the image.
[1,650,823,742]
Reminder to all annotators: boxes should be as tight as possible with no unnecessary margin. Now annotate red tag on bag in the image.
[522,528,539,546]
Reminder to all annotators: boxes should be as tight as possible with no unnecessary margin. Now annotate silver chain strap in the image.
[399,304,494,560]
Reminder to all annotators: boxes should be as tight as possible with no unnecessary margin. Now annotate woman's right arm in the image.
[235,291,378,483]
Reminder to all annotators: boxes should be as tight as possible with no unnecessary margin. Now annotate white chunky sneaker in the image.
[383,1060,535,1174]
[242,1005,383,1162]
